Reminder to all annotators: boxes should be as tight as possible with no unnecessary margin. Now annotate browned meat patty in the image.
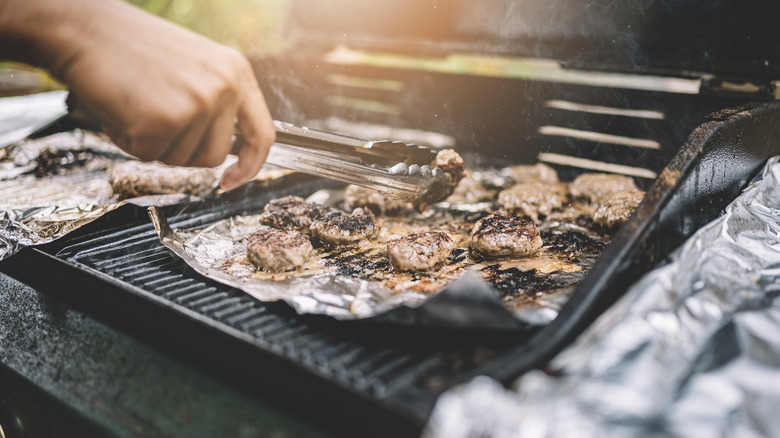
[387,231,455,272]
[246,228,313,272]
[470,214,543,258]
[502,163,560,185]
[569,173,638,203]
[433,148,467,190]
[593,189,645,229]
[344,185,410,216]
[310,207,379,245]
[108,160,216,200]
[259,195,337,233]
[497,181,568,221]
[445,173,499,204]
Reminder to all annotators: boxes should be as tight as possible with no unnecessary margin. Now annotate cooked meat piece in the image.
[246,228,313,272]
[502,163,560,185]
[259,195,337,232]
[432,148,467,190]
[387,231,455,272]
[310,207,379,245]
[497,181,568,221]
[569,173,638,203]
[445,174,499,204]
[108,160,216,200]
[470,214,543,258]
[593,189,645,229]
[344,185,411,216]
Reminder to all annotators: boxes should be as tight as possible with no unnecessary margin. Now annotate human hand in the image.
[4,0,276,190]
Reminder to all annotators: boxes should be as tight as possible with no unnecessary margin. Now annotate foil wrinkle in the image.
[424,157,780,438]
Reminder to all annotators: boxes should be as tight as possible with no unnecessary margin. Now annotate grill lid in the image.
[285,0,780,81]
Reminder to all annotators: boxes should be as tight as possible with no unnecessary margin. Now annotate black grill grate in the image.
[6,194,525,436]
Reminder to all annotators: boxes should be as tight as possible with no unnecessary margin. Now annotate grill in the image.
[3,1,780,436]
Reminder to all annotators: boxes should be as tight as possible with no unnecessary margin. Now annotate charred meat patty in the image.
[470,214,543,258]
[387,231,455,272]
[259,195,337,232]
[108,160,216,200]
[497,181,568,221]
[593,189,645,229]
[569,173,638,203]
[246,228,313,272]
[310,207,379,245]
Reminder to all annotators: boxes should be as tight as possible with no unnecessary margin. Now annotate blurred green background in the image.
[1,0,286,96]
[127,0,286,54]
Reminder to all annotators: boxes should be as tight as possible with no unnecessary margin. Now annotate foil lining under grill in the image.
[150,188,609,326]
[0,132,208,259]
[423,156,780,437]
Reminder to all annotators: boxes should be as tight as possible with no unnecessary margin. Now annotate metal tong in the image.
[258,121,453,202]
[31,94,453,203]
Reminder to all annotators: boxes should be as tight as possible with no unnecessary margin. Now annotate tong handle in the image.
[272,121,437,167]
[264,142,435,200]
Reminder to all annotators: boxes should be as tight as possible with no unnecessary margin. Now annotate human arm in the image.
[0,0,275,190]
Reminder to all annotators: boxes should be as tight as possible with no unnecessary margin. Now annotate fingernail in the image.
[219,172,238,191]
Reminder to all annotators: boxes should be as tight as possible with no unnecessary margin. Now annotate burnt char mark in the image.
[447,248,468,264]
[481,265,584,299]
[540,229,606,263]
[574,214,597,230]
[320,247,391,279]
[34,148,102,177]
[333,257,392,278]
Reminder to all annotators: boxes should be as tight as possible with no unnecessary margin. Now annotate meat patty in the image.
[497,181,568,221]
[108,160,216,200]
[569,173,638,203]
[246,228,313,272]
[502,163,560,185]
[310,207,379,245]
[344,185,410,216]
[387,231,455,272]
[433,148,467,190]
[445,173,499,204]
[593,189,645,229]
[470,214,543,258]
[259,196,337,233]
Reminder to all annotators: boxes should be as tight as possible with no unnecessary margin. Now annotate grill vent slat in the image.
[211,299,255,320]
[175,288,218,305]
[223,307,266,326]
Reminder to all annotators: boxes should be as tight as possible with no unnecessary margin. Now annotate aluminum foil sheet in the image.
[0,131,205,259]
[0,90,67,148]
[149,184,608,327]
[424,156,780,437]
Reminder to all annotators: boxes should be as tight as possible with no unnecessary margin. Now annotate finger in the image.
[187,106,237,168]
[102,124,130,151]
[157,111,211,167]
[219,85,275,190]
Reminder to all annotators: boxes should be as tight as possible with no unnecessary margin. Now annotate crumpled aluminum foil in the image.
[149,181,604,327]
[151,202,537,326]
[150,207,429,320]
[0,129,204,260]
[0,90,68,148]
[423,156,780,437]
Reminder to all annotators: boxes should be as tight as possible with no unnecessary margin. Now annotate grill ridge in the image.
[17,189,523,436]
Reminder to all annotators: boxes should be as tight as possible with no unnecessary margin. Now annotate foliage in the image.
[126,0,286,55]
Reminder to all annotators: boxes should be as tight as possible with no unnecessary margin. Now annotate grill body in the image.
[4,2,780,436]
[4,102,780,436]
